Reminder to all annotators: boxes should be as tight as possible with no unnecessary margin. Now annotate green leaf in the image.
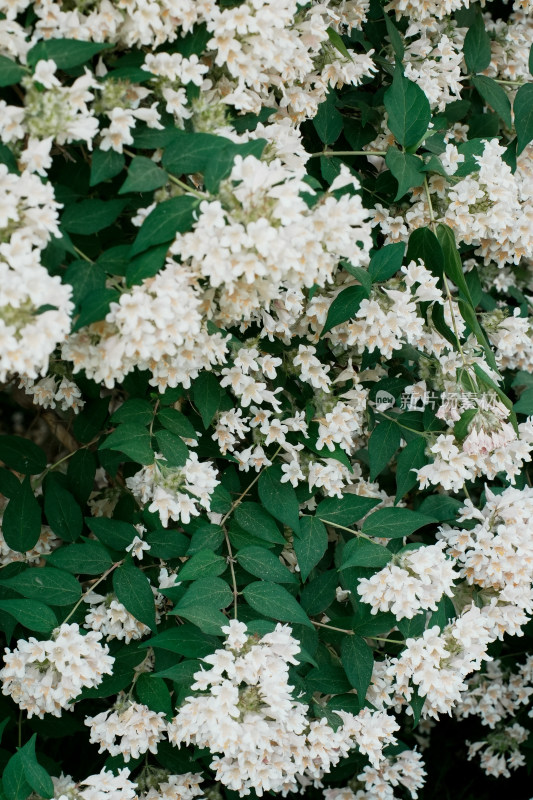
[111,398,153,427]
[463,13,491,73]
[172,577,232,634]
[162,132,228,174]
[142,625,218,657]
[316,495,380,527]
[61,199,126,235]
[406,227,444,279]
[27,39,113,69]
[341,635,374,701]
[368,242,406,282]
[471,75,512,128]
[236,546,298,584]
[154,659,201,684]
[368,418,401,480]
[395,438,428,501]
[20,736,53,799]
[293,517,327,581]
[410,688,425,727]
[90,149,125,187]
[3,752,31,800]
[155,429,189,467]
[258,465,300,534]
[86,517,137,550]
[436,224,476,303]
[0,467,20,498]
[191,372,225,428]
[100,423,154,465]
[187,524,224,555]
[157,408,197,440]
[457,299,499,373]
[340,538,393,569]
[0,600,57,634]
[145,528,189,559]
[130,196,198,256]
[514,387,533,415]
[326,26,353,60]
[0,55,26,87]
[417,494,463,522]
[300,570,338,616]
[119,156,168,194]
[397,612,426,640]
[46,541,113,575]
[453,407,478,441]
[64,260,106,306]
[72,288,120,332]
[514,83,533,155]
[362,508,435,538]
[233,503,286,545]
[385,147,425,200]
[126,244,169,286]
[384,64,431,148]
[384,14,404,59]
[0,567,81,606]
[173,577,232,610]
[341,262,372,293]
[2,477,41,553]
[178,549,226,581]
[113,563,156,631]
[135,673,173,719]
[313,91,343,145]
[243,581,313,628]
[44,479,83,543]
[0,436,46,474]
[163,133,266,193]
[322,285,367,334]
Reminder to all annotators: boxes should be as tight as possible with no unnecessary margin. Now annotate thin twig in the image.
[63,560,124,624]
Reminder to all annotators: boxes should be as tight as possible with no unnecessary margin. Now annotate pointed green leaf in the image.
[514,83,533,155]
[243,581,313,627]
[178,549,227,581]
[384,64,431,148]
[100,423,154,465]
[368,242,406,282]
[362,508,435,538]
[0,600,57,634]
[113,563,157,631]
[293,517,328,581]
[119,156,168,194]
[233,502,286,545]
[236,545,298,584]
[2,477,41,553]
[322,285,368,334]
[340,538,393,569]
[258,465,301,534]
[341,635,374,701]
[471,75,512,128]
[130,196,199,256]
[368,418,401,480]
[44,479,83,543]
[316,495,380,528]
[385,147,425,200]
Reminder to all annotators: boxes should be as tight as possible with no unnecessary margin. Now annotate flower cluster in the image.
[0,623,114,718]
[168,621,399,795]
[85,694,167,761]
[357,542,458,619]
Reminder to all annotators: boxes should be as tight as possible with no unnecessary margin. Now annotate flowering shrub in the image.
[1,1,533,798]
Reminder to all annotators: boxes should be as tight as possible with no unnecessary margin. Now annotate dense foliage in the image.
[1,1,533,798]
